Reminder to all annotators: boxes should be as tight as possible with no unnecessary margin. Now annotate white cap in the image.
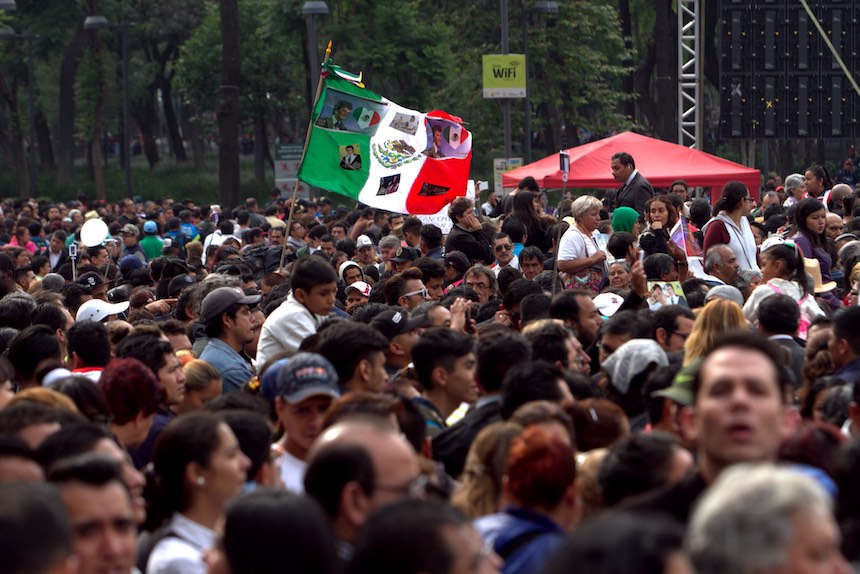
[592,292,624,317]
[345,281,372,297]
[356,235,374,248]
[76,299,130,323]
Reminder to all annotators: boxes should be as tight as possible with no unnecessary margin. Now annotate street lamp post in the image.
[84,15,132,199]
[500,0,511,160]
[522,1,558,165]
[302,1,329,111]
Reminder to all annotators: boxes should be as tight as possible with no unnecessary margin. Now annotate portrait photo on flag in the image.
[299,59,473,215]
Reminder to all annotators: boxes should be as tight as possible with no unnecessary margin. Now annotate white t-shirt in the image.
[275,448,307,494]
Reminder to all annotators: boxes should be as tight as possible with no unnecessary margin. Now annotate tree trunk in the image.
[133,95,160,169]
[218,0,242,208]
[57,31,87,187]
[183,104,205,170]
[653,0,676,141]
[35,109,56,170]
[0,71,30,197]
[161,74,187,162]
[253,109,266,186]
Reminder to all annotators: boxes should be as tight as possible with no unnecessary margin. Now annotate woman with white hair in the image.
[557,195,606,295]
[687,463,850,574]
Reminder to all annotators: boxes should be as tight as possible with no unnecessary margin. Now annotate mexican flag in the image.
[298,61,472,215]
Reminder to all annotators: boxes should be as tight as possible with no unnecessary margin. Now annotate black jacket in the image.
[445,224,493,265]
[615,172,655,214]
[432,398,502,478]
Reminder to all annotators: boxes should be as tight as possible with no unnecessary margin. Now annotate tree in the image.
[218,0,241,208]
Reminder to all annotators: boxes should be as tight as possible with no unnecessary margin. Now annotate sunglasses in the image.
[495,244,513,252]
[402,288,429,299]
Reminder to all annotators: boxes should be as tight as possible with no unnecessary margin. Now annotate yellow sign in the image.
[482,54,526,98]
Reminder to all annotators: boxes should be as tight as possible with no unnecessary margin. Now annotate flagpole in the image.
[279,41,333,273]
[551,173,569,294]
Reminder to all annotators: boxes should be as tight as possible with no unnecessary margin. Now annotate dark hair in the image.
[476,331,531,393]
[681,278,709,309]
[519,245,543,264]
[349,499,470,574]
[401,217,422,236]
[67,320,112,368]
[761,242,808,295]
[501,361,564,419]
[412,257,445,285]
[712,182,747,216]
[221,411,272,482]
[383,268,424,305]
[152,412,225,517]
[221,490,336,574]
[316,322,388,383]
[832,306,860,357]
[47,452,125,489]
[0,482,74,574]
[525,321,576,369]
[35,422,117,470]
[419,224,443,249]
[60,283,91,314]
[611,152,635,169]
[304,442,375,518]
[100,358,164,425]
[688,198,711,229]
[0,295,35,330]
[644,195,679,228]
[519,293,551,325]
[835,438,860,561]
[793,197,828,250]
[806,164,835,191]
[598,432,682,506]
[411,328,475,390]
[643,253,675,280]
[30,303,68,333]
[543,511,684,574]
[652,305,695,339]
[497,266,524,297]
[606,231,635,260]
[692,330,793,403]
[549,289,589,322]
[291,257,337,294]
[52,376,112,424]
[9,325,61,383]
[115,332,174,375]
[777,421,845,479]
[756,293,800,335]
[518,176,540,192]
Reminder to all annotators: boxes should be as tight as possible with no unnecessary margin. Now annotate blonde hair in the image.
[450,421,524,519]
[182,359,221,393]
[8,387,78,412]
[683,299,748,365]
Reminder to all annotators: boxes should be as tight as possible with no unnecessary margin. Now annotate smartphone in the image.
[478,181,489,192]
[68,243,77,258]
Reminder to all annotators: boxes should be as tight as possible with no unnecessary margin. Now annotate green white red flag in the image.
[298,61,473,214]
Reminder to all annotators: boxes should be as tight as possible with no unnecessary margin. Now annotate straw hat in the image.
[803,257,837,293]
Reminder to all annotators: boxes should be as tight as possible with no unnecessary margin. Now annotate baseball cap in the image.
[120,224,139,237]
[76,298,130,323]
[167,273,196,297]
[345,281,372,297]
[119,255,146,273]
[356,235,374,249]
[276,352,341,404]
[704,284,744,308]
[391,246,418,263]
[652,360,700,406]
[443,250,470,273]
[370,310,429,341]
[200,287,262,323]
[75,272,104,292]
[143,220,158,234]
[592,292,624,317]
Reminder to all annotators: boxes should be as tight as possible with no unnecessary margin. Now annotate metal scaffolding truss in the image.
[678,0,701,149]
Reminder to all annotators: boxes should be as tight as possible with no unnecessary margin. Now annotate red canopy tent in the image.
[502,131,761,197]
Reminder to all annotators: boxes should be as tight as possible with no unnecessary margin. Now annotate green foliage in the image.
[74,47,108,138]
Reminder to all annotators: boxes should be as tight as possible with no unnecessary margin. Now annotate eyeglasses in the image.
[494,244,513,252]
[743,197,755,203]
[375,474,428,498]
[669,330,692,341]
[402,288,429,299]
[466,281,489,290]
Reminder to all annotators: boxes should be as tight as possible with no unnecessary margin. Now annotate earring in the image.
[196,477,205,487]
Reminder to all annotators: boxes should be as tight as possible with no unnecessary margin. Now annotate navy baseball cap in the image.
[276,353,341,404]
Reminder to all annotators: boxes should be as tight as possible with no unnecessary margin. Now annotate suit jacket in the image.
[615,172,654,214]
[340,154,361,169]
[50,249,69,273]
[432,398,501,478]
[774,336,806,389]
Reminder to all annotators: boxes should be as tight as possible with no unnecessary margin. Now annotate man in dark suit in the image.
[756,294,805,389]
[611,151,654,214]
[340,145,361,170]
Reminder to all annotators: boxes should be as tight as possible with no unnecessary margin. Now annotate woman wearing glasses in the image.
[701,181,760,272]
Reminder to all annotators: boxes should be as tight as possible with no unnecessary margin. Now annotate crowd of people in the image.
[3,151,860,574]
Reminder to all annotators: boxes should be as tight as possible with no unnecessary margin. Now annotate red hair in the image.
[506,426,576,510]
[99,357,165,425]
